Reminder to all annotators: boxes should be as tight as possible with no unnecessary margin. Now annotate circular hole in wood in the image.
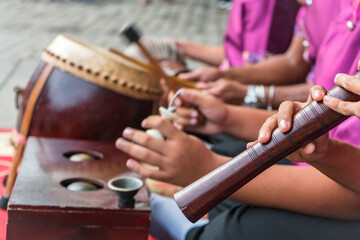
[61,178,104,192]
[63,151,103,162]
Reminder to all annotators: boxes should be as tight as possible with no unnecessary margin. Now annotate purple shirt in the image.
[222,0,299,67]
[304,0,360,147]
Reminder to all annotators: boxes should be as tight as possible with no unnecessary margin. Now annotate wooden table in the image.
[7,137,151,240]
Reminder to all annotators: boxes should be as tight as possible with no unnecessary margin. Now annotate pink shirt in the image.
[222,0,299,68]
[303,0,360,147]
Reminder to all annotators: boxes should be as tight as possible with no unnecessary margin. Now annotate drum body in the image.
[7,137,151,240]
[16,35,162,142]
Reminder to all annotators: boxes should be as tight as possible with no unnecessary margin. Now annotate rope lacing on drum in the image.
[43,49,163,96]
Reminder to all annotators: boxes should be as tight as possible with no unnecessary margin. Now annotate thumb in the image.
[180,88,212,109]
[300,143,316,155]
[178,70,201,81]
[206,85,222,97]
[196,81,210,89]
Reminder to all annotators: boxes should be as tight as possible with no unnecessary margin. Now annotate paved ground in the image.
[0,0,228,128]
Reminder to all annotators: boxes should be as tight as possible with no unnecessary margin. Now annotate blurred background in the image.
[0,0,228,129]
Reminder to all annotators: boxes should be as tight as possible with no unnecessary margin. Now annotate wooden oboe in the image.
[174,72,360,223]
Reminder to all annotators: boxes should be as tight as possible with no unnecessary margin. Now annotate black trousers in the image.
[187,199,360,240]
[185,134,360,240]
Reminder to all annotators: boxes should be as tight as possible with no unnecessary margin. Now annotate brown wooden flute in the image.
[174,72,360,223]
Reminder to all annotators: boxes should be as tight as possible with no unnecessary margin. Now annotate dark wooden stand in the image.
[7,137,151,240]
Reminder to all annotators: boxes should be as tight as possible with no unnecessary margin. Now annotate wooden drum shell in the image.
[16,35,163,142]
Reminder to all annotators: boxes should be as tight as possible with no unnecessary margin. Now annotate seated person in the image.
[145,0,354,163]
[116,1,360,238]
[116,65,360,240]
[177,0,350,107]
[255,72,360,195]
[125,0,300,105]
[171,0,360,151]
[174,0,299,68]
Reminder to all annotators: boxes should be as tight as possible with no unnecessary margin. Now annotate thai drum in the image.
[15,34,163,142]
[0,35,166,209]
